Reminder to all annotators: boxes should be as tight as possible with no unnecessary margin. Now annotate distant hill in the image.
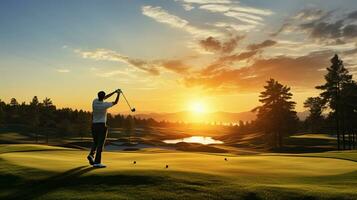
[134,111,256,124]
[132,110,309,124]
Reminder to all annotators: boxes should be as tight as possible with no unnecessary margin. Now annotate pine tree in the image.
[10,98,19,106]
[252,79,298,148]
[316,54,352,150]
[41,98,56,144]
[43,97,53,107]
[30,96,39,106]
[29,96,40,143]
[0,99,5,125]
[340,82,357,149]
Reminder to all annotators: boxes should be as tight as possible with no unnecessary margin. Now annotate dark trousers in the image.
[89,123,108,164]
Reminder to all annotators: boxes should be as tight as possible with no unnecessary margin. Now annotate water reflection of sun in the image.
[163,136,223,145]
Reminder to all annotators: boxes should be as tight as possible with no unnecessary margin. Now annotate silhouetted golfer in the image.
[87,89,121,168]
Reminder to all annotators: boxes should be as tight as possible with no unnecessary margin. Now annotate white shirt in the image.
[92,98,113,123]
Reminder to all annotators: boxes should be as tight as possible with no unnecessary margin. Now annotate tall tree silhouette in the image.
[340,82,357,149]
[8,98,19,123]
[252,79,298,149]
[43,97,53,107]
[29,96,40,143]
[41,98,56,144]
[304,97,326,132]
[10,98,18,106]
[30,96,39,106]
[316,54,352,150]
[0,99,5,126]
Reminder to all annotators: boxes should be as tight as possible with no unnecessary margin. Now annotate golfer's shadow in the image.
[6,166,96,200]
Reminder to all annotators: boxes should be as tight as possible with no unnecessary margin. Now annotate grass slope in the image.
[0,144,356,200]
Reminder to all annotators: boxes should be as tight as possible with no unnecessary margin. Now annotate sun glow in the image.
[190,101,207,113]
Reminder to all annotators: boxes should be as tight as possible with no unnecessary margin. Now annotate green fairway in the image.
[0,144,356,200]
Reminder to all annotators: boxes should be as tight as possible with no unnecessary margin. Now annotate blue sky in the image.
[1,0,357,113]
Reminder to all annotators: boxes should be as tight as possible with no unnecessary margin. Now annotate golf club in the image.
[120,90,136,112]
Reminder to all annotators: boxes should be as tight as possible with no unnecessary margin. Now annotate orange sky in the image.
[1,0,356,114]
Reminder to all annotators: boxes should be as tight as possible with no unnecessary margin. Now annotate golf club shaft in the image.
[121,92,133,110]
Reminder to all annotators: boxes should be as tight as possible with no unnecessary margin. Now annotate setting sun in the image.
[190,101,207,113]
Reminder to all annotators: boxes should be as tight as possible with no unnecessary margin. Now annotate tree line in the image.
[252,54,357,150]
[0,96,229,143]
[0,97,180,143]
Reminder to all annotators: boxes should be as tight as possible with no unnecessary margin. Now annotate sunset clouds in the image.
[76,48,161,75]
[2,0,357,113]
[76,48,190,75]
[184,50,332,92]
[247,40,277,51]
[142,5,222,38]
[273,8,357,44]
[78,2,357,94]
[139,2,357,94]
[178,0,232,4]
[198,2,274,27]
[199,35,244,54]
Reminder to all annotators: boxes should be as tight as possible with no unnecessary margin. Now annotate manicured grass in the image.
[0,144,356,200]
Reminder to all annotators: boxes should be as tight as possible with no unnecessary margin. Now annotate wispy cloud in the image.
[56,68,70,73]
[228,11,264,21]
[76,48,160,75]
[97,69,134,78]
[293,8,326,21]
[161,60,190,74]
[199,4,230,12]
[265,40,357,58]
[224,11,263,25]
[198,3,273,28]
[75,48,191,75]
[178,0,231,4]
[344,43,357,55]
[273,8,357,44]
[142,5,188,28]
[182,4,194,11]
[213,22,256,32]
[142,5,222,38]
[199,4,273,16]
[230,4,274,16]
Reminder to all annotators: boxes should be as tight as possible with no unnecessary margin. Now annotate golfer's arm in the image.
[112,92,120,105]
[104,90,117,100]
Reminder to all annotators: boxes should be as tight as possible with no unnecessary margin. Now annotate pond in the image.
[163,136,223,145]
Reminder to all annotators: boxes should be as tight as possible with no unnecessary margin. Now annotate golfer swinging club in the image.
[87,89,121,168]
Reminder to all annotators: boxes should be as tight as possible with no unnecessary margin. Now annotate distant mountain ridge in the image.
[132,110,309,124]
[134,111,256,124]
